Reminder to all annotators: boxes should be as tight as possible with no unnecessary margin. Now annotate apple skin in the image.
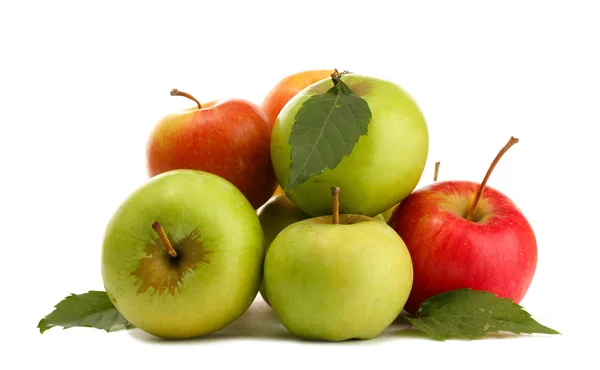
[257,194,388,306]
[262,69,335,196]
[388,180,538,314]
[146,98,277,209]
[261,69,334,126]
[257,193,311,305]
[271,74,429,217]
[102,170,265,339]
[264,214,413,341]
[381,203,398,222]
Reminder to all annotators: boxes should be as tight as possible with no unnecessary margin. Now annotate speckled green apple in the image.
[257,193,310,305]
[264,213,414,341]
[101,170,264,339]
[271,74,429,217]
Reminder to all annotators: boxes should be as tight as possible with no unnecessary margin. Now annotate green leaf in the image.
[286,72,372,190]
[406,289,560,341]
[37,291,133,334]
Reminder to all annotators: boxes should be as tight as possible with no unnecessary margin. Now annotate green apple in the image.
[381,203,398,223]
[257,193,310,305]
[263,188,413,341]
[101,169,264,339]
[271,73,429,217]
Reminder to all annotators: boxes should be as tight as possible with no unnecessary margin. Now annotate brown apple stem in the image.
[331,186,340,225]
[330,69,349,86]
[434,161,441,181]
[466,136,520,221]
[170,88,202,109]
[152,221,178,258]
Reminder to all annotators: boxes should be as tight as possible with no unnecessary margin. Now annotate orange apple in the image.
[261,69,334,126]
[262,69,334,196]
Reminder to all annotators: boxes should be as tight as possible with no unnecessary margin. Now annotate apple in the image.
[261,69,334,126]
[261,69,335,196]
[101,169,265,339]
[388,137,537,314]
[257,193,388,306]
[257,193,311,305]
[146,89,277,209]
[263,187,413,341]
[271,73,429,217]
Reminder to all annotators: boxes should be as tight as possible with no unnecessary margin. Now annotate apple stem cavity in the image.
[466,136,520,221]
[331,186,340,225]
[151,221,178,258]
[434,161,441,181]
[170,88,202,109]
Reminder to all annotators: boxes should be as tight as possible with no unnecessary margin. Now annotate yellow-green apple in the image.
[271,73,429,217]
[257,193,310,305]
[263,187,413,341]
[261,69,334,196]
[101,169,265,339]
[146,89,277,209]
[388,137,537,313]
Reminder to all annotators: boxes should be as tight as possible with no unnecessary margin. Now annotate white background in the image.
[1,0,598,368]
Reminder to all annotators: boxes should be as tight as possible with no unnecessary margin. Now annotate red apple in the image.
[146,89,277,209]
[388,137,537,314]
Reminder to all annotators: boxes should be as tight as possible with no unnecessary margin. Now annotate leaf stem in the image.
[170,88,202,109]
[466,137,519,221]
[331,186,340,225]
[151,221,178,258]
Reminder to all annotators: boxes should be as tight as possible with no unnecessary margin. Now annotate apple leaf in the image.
[37,291,133,334]
[286,70,372,190]
[405,289,560,341]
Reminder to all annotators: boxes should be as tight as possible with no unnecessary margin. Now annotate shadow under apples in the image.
[128,298,526,344]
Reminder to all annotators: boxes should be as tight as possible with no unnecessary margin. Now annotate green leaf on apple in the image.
[286,70,372,190]
[405,289,560,341]
[37,291,133,334]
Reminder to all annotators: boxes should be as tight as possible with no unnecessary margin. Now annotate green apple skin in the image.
[264,214,413,341]
[257,193,310,305]
[381,203,399,223]
[102,170,264,339]
[271,74,429,217]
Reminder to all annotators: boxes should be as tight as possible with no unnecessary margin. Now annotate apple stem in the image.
[152,221,178,258]
[170,88,202,109]
[331,186,340,225]
[466,136,520,221]
[330,69,349,86]
[434,161,440,181]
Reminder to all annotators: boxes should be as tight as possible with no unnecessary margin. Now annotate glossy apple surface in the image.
[264,214,413,341]
[271,74,429,217]
[102,170,265,339]
[146,93,277,209]
[388,180,537,313]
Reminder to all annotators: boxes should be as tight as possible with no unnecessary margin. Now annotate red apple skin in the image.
[388,180,537,314]
[146,98,277,209]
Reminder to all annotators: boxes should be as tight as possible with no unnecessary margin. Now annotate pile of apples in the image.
[101,69,537,341]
